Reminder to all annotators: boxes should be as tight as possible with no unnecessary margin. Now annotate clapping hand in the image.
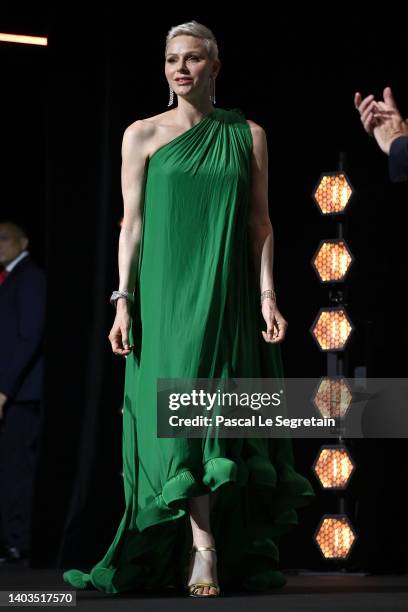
[354,87,408,154]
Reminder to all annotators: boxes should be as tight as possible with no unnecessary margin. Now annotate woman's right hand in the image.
[108,299,134,356]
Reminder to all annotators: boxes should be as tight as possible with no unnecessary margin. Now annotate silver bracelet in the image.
[260,289,276,304]
[110,290,134,308]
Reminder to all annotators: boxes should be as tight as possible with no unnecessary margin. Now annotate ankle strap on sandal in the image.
[192,545,216,552]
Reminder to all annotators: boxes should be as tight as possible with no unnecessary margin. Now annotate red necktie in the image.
[0,269,9,285]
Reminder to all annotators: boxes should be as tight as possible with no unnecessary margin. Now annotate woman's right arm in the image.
[108,120,151,356]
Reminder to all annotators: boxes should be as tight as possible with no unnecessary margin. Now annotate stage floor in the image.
[1,565,408,611]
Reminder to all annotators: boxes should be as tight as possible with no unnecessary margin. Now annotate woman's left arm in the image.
[247,120,288,344]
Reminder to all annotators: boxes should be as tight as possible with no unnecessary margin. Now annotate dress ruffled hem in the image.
[63,452,314,594]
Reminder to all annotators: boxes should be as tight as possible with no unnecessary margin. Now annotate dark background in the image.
[1,6,407,574]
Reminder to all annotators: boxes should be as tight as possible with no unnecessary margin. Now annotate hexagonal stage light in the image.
[313,444,355,490]
[314,515,357,560]
[313,172,353,215]
[312,239,353,283]
[310,307,354,351]
[313,377,352,418]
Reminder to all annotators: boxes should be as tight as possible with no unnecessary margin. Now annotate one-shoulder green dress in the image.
[63,107,315,594]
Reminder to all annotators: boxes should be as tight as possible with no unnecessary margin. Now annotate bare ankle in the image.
[193,535,215,549]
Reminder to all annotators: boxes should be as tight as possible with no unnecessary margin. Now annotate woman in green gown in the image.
[63,20,315,598]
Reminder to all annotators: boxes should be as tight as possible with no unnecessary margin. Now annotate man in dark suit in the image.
[353,89,408,573]
[354,86,408,182]
[0,220,46,563]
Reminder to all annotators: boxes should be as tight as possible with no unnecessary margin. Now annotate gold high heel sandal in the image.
[186,545,221,597]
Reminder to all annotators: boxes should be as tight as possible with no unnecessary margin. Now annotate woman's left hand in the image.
[261,299,288,343]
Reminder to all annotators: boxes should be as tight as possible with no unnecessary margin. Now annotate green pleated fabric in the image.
[63,107,315,594]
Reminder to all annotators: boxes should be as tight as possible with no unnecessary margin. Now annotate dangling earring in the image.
[167,85,174,107]
[209,77,216,105]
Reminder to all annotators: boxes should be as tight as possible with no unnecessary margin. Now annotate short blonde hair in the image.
[165,20,219,61]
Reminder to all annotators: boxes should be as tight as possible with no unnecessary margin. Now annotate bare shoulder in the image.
[123,110,180,159]
[121,115,156,152]
[122,110,168,146]
[246,119,267,157]
[246,119,266,139]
